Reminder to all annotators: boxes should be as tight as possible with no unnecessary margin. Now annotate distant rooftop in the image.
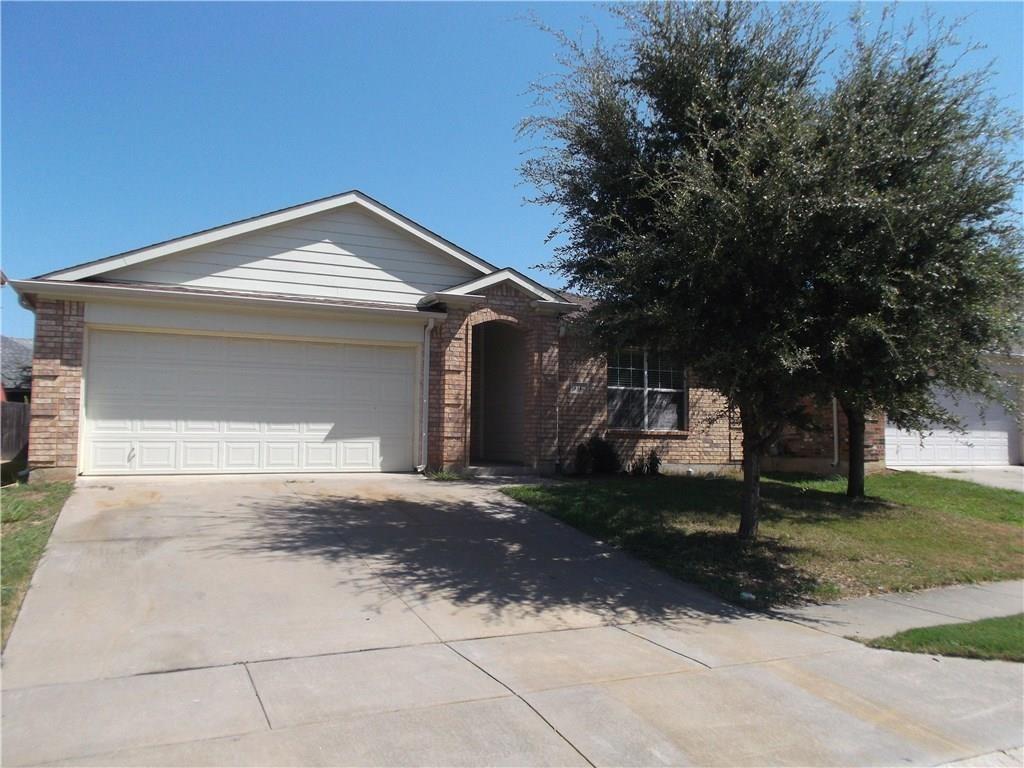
[2,336,33,389]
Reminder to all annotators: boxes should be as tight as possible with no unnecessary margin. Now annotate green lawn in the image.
[1,481,73,648]
[867,614,1024,662]
[502,471,1024,607]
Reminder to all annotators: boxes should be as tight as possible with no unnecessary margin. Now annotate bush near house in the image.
[502,472,1023,607]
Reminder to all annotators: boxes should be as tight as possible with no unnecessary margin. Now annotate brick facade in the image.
[24,290,881,479]
[555,327,884,475]
[557,335,743,472]
[427,283,560,470]
[27,299,84,479]
[769,400,885,472]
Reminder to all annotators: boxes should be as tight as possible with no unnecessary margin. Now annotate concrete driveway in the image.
[900,466,1024,492]
[2,475,1021,766]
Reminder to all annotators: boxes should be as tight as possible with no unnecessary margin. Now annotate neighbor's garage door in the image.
[885,390,1020,467]
[82,330,417,474]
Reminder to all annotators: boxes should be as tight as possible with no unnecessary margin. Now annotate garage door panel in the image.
[223,442,260,470]
[136,368,179,400]
[305,344,344,369]
[182,417,221,434]
[137,442,177,471]
[265,421,302,434]
[304,374,339,403]
[344,346,378,369]
[91,442,134,471]
[184,369,225,400]
[337,405,376,435]
[342,442,375,468]
[380,407,412,436]
[83,330,418,474]
[137,418,178,434]
[265,442,301,469]
[224,338,267,364]
[378,347,416,372]
[380,436,413,469]
[379,375,412,404]
[182,442,219,470]
[304,443,338,469]
[263,372,293,400]
[339,374,379,402]
[91,420,134,435]
[180,336,225,363]
[304,422,334,437]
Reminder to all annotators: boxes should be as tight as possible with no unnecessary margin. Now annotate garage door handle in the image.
[127,447,136,465]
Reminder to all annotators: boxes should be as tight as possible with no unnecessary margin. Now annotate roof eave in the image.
[10,279,447,322]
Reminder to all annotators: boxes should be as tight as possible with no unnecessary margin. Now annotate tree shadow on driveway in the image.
[199,483,753,630]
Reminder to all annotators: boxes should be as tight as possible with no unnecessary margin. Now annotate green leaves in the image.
[813,8,1023,430]
[521,1,1022,445]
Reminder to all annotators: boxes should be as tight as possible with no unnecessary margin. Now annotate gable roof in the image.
[37,190,497,282]
[419,268,574,307]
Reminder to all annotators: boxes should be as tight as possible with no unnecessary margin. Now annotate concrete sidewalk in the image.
[773,580,1024,639]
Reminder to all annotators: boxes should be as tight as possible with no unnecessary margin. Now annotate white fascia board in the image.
[39,191,495,281]
[417,291,578,315]
[443,269,565,303]
[10,279,446,322]
[418,291,487,307]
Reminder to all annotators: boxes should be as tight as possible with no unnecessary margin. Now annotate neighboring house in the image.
[884,353,1024,468]
[1,335,34,402]
[14,189,991,481]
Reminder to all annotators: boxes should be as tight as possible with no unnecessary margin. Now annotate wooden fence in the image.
[1,402,30,463]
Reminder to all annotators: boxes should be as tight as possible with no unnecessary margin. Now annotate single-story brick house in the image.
[13,188,962,482]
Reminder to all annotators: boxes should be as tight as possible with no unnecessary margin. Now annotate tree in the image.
[520,2,832,538]
[809,9,1024,497]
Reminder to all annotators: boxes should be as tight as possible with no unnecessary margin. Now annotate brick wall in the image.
[555,328,884,474]
[774,400,885,463]
[427,283,560,470]
[557,330,742,471]
[28,299,84,476]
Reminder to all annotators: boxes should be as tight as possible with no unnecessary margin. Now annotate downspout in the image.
[556,318,566,473]
[831,396,840,468]
[416,318,435,472]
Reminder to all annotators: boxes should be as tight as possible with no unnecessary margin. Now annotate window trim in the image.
[607,349,688,432]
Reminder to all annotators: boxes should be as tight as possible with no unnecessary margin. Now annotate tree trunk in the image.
[843,402,866,499]
[738,442,761,539]
[738,411,763,540]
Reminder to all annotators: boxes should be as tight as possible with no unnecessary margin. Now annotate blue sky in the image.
[3,1,1021,338]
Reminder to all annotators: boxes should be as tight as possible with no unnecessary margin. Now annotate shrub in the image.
[425,468,463,482]
[574,442,594,475]
[627,449,661,476]
[588,435,621,475]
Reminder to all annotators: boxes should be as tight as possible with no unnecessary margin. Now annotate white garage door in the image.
[83,330,418,474]
[885,390,1020,467]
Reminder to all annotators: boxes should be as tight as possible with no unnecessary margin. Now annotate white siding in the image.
[104,206,480,304]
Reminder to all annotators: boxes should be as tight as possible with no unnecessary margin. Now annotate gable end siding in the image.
[103,207,480,305]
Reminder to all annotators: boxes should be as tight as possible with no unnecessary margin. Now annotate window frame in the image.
[606,349,688,432]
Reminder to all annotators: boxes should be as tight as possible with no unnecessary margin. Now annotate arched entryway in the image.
[470,321,527,464]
